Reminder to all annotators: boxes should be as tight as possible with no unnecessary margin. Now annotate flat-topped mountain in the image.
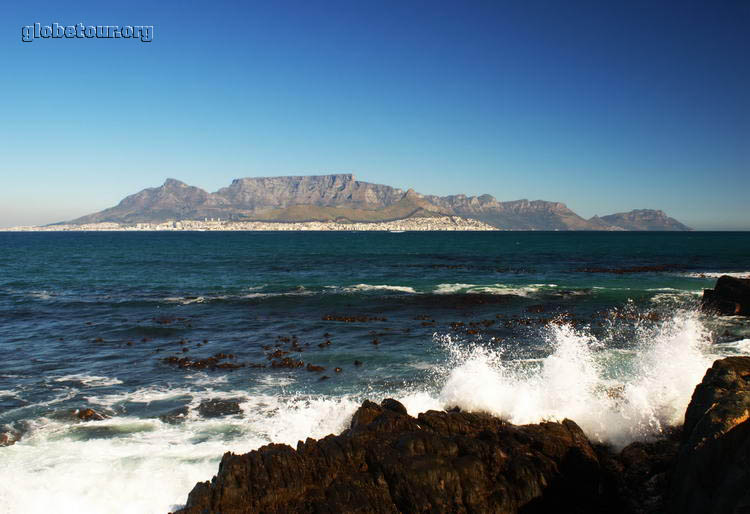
[69,174,691,230]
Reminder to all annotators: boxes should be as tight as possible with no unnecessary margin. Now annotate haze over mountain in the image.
[69,174,691,231]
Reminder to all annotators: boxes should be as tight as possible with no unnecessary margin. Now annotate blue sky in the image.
[1,0,748,229]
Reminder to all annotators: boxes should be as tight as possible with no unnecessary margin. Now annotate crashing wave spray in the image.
[432,311,714,448]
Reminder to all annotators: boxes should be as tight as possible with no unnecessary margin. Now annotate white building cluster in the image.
[4,216,498,232]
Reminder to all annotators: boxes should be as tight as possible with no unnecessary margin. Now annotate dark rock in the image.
[270,357,304,369]
[162,353,244,370]
[702,275,750,316]
[669,356,750,513]
[159,406,189,424]
[75,408,107,421]
[0,430,20,446]
[380,398,407,415]
[197,399,242,418]
[594,428,681,514]
[306,364,325,372]
[267,349,289,359]
[176,398,608,513]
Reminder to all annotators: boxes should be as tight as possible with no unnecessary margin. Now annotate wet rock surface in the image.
[196,399,242,418]
[74,407,107,421]
[0,428,22,447]
[702,275,750,316]
[595,429,682,514]
[172,357,750,514]
[177,399,608,513]
[669,356,750,514]
[159,406,190,424]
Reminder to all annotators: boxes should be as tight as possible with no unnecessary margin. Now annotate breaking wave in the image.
[427,311,714,448]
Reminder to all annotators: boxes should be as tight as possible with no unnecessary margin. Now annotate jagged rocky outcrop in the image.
[424,194,605,231]
[69,174,690,230]
[175,357,750,514]
[597,209,691,231]
[176,400,608,513]
[669,356,750,514]
[702,275,750,316]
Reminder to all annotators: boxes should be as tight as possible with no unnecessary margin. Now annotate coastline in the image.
[2,238,748,513]
[0,215,497,232]
[174,356,750,514]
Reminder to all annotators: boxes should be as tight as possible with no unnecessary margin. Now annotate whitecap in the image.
[434,283,556,296]
[53,374,123,387]
[343,284,417,294]
[683,271,750,279]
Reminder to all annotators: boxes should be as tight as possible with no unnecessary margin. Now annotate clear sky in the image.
[1,0,748,229]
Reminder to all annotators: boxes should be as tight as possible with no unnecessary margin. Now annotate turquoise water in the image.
[1,231,749,513]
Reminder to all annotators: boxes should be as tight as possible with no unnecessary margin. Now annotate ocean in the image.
[1,231,749,513]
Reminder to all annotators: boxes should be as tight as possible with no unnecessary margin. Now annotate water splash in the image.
[429,311,713,447]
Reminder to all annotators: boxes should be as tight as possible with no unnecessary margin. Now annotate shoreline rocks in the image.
[669,357,750,513]
[702,275,750,316]
[177,400,606,513]
[174,356,750,514]
[197,399,242,418]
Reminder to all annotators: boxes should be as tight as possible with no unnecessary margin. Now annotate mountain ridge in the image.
[69,174,691,231]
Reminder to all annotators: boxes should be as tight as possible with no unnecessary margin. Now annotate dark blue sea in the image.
[1,231,749,512]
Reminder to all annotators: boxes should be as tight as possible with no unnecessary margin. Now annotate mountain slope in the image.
[71,175,448,224]
[72,179,214,224]
[598,209,692,231]
[425,194,607,230]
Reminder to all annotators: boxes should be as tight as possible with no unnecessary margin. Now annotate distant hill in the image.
[69,174,691,231]
[597,209,691,231]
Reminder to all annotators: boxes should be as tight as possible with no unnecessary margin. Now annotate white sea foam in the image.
[406,361,435,370]
[343,284,417,294]
[433,283,476,294]
[683,271,750,279]
[163,296,207,304]
[27,290,54,300]
[434,283,556,296]
[433,311,714,447]
[53,374,123,387]
[183,373,229,386]
[83,385,200,408]
[650,291,703,305]
[0,394,361,514]
[714,338,750,354]
[256,374,296,388]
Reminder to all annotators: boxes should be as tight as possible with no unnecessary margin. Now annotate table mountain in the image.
[68,174,690,230]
